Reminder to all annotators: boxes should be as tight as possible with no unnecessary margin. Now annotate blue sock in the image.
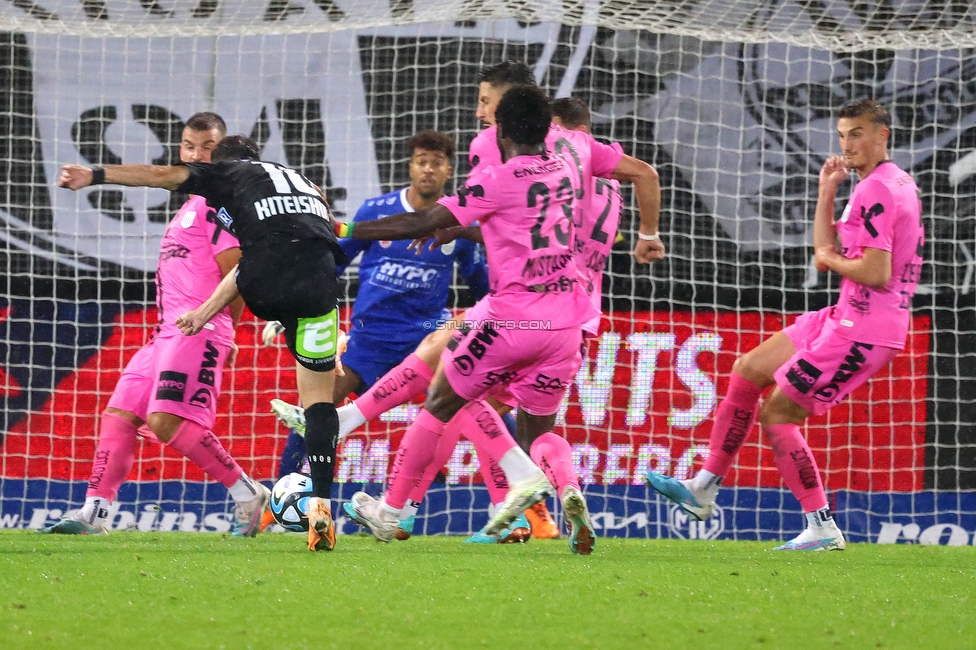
[278,430,307,478]
[501,411,517,437]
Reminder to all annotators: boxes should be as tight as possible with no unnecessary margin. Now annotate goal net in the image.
[1,0,974,545]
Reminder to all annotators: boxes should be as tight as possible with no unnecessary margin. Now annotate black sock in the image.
[304,402,339,499]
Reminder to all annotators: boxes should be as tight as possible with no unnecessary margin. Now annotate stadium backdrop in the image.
[0,0,974,545]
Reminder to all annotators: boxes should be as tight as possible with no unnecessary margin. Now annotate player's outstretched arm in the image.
[407,225,483,254]
[176,265,241,336]
[216,248,245,328]
[611,155,665,264]
[340,204,461,241]
[58,164,190,191]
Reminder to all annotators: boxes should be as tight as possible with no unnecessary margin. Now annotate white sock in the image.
[228,475,260,503]
[498,447,544,484]
[400,499,420,522]
[378,496,401,520]
[79,496,111,526]
[806,507,834,529]
[338,402,366,440]
[691,470,722,501]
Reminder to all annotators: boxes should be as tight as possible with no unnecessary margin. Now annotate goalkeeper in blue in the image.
[265,130,490,535]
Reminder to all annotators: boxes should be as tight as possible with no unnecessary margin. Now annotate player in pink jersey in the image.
[647,99,924,551]
[369,97,631,543]
[275,62,558,541]
[341,85,591,551]
[326,89,661,546]
[275,73,662,544]
[42,113,270,537]
[549,97,625,336]
[341,86,661,554]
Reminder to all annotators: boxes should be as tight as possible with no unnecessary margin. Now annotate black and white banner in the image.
[27,32,380,272]
[0,0,973,282]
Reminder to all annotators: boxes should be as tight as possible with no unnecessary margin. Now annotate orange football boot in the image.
[306,497,337,551]
[525,501,560,539]
[259,507,276,532]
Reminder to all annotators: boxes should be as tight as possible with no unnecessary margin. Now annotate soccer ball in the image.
[269,473,316,532]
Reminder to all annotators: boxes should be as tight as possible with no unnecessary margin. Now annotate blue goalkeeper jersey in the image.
[338,187,490,346]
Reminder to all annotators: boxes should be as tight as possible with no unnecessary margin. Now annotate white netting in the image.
[2,0,976,51]
[1,0,974,544]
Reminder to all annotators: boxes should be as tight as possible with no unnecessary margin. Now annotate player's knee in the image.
[758,392,805,428]
[146,412,185,443]
[415,328,450,365]
[103,407,141,426]
[762,414,786,453]
[424,377,465,421]
[757,401,783,429]
[731,355,756,380]
[333,368,362,402]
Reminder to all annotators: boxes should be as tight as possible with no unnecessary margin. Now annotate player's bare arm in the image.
[611,154,665,264]
[215,247,245,367]
[815,245,892,289]
[59,163,191,191]
[343,204,461,241]
[175,264,241,336]
[813,155,850,271]
[408,225,484,253]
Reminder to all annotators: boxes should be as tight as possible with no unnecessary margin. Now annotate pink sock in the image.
[86,411,139,501]
[355,353,435,422]
[765,423,828,513]
[455,402,510,504]
[407,413,464,503]
[405,403,512,505]
[386,409,445,509]
[166,420,243,488]
[454,400,518,466]
[702,372,763,477]
[529,432,580,498]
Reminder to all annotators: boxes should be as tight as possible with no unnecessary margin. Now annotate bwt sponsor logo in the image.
[876,522,976,546]
[0,505,235,532]
[668,504,725,540]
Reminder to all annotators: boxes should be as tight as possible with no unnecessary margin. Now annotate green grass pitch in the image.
[1,531,974,649]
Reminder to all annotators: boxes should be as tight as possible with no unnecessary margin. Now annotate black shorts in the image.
[237,239,340,372]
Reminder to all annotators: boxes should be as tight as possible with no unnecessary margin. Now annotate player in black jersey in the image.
[58,135,345,552]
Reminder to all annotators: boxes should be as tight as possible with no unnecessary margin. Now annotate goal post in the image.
[1,0,974,545]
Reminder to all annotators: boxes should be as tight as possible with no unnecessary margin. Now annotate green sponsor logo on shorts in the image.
[295,309,338,359]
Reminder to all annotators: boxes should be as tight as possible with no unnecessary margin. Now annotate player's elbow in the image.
[155,165,187,191]
[867,268,891,289]
[644,161,660,187]
[614,157,657,185]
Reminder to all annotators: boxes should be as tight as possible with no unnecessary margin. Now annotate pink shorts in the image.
[774,307,900,417]
[107,328,229,429]
[442,320,583,417]
[461,299,517,409]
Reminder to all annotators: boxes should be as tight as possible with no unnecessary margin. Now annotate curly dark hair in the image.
[407,130,455,159]
[495,85,551,147]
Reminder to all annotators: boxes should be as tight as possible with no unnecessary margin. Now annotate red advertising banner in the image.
[2,308,929,493]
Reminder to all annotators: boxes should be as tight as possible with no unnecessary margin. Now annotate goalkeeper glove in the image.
[262,320,285,346]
